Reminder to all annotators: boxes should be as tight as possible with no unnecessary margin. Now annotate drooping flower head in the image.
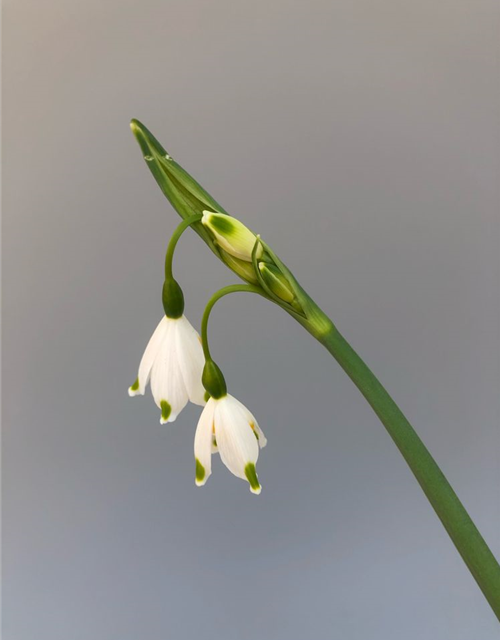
[129,314,205,423]
[194,393,266,494]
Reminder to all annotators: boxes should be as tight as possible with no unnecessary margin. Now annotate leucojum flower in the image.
[128,313,205,423]
[127,119,500,615]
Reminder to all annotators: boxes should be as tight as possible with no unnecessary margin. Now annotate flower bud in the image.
[258,262,295,303]
[220,249,259,284]
[202,211,263,262]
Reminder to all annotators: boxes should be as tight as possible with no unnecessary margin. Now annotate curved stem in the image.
[314,320,500,619]
[164,213,202,280]
[201,284,265,361]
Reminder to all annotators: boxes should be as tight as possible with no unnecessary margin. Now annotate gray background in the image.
[3,0,499,638]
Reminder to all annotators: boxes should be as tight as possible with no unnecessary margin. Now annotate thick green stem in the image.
[317,323,500,619]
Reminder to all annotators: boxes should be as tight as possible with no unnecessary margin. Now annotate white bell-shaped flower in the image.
[128,315,206,423]
[194,394,267,494]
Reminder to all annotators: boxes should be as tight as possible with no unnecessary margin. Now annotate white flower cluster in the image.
[129,214,267,494]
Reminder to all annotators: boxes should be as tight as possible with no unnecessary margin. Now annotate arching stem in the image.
[200,284,266,362]
[164,213,203,281]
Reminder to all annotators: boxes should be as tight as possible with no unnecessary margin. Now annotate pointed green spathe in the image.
[130,119,226,258]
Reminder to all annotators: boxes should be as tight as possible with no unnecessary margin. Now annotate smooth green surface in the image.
[316,323,500,619]
[161,279,184,319]
[201,359,227,400]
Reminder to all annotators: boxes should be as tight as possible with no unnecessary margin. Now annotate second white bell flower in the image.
[128,315,206,423]
[194,394,267,494]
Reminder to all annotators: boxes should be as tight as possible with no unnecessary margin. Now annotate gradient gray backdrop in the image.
[3,1,500,638]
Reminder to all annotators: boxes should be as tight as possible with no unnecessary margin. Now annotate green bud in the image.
[220,249,259,284]
[202,359,227,399]
[202,211,263,262]
[162,278,184,318]
[258,262,295,303]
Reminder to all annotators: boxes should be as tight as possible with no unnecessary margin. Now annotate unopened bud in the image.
[258,262,295,304]
[202,211,263,262]
[220,250,259,284]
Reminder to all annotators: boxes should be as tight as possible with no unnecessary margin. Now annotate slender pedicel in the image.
[195,285,266,493]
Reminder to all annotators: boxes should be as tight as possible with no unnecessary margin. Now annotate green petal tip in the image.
[245,463,261,495]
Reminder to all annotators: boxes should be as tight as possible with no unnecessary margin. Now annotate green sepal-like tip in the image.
[195,458,206,485]
[245,463,261,495]
[160,400,172,423]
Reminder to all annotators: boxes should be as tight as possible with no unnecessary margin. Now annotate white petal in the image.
[129,316,168,395]
[175,316,206,406]
[252,420,267,449]
[215,395,260,486]
[211,436,219,454]
[194,399,216,486]
[230,396,267,449]
[150,319,189,423]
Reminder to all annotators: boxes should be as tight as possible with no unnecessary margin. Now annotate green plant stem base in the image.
[318,324,500,620]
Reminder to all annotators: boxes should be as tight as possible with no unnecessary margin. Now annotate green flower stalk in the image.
[128,119,500,619]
